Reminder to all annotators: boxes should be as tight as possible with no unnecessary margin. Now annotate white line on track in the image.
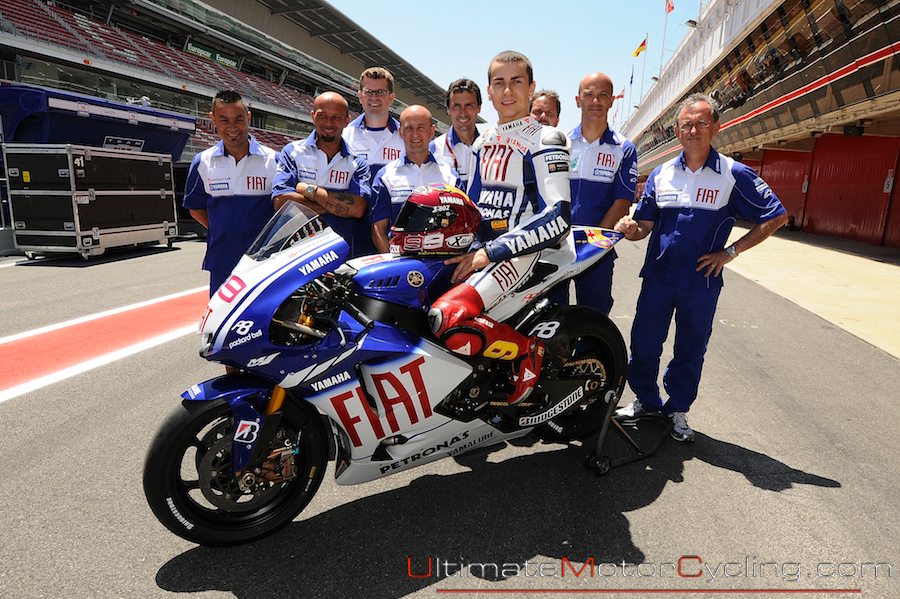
[0,286,207,345]
[0,324,197,404]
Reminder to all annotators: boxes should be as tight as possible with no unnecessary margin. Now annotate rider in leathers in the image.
[429,51,572,405]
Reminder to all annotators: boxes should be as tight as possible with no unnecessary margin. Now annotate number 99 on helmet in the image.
[389,184,481,257]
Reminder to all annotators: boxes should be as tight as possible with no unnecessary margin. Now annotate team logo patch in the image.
[446,233,474,250]
[407,270,425,287]
[585,228,615,249]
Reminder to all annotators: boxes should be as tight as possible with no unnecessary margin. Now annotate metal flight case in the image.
[2,144,177,259]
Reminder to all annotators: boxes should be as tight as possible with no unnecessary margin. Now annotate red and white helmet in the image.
[389,184,481,257]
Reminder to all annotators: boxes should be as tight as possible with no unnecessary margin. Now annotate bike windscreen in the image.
[246,201,327,261]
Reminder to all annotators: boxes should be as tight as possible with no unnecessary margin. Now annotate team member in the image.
[567,72,638,314]
[530,89,561,127]
[343,67,405,179]
[615,94,788,442]
[428,51,573,405]
[369,105,458,252]
[272,92,370,257]
[184,90,277,295]
[431,78,482,188]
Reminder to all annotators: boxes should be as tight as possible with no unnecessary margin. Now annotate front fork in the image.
[183,376,290,474]
[235,385,289,473]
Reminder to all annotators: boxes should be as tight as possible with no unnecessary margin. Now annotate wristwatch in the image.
[303,184,318,200]
[724,245,738,258]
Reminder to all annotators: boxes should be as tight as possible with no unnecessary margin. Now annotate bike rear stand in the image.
[584,400,673,476]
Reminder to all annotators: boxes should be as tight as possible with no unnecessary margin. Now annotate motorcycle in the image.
[143,201,627,546]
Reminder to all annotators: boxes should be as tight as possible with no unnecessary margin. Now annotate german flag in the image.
[633,37,648,57]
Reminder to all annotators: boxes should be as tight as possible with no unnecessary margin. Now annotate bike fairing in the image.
[144,200,627,545]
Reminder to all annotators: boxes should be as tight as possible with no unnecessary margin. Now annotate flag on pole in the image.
[633,37,648,57]
[666,0,675,14]
[630,65,634,85]
[613,89,624,100]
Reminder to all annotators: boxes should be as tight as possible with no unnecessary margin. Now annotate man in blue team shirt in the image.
[272,92,370,257]
[615,94,788,442]
[369,105,459,252]
[431,78,482,189]
[343,67,405,179]
[567,72,638,314]
[184,90,277,295]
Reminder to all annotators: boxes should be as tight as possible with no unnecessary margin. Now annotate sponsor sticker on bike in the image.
[517,385,584,427]
[234,420,260,443]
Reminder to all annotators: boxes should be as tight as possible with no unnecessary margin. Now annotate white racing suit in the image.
[428,116,572,403]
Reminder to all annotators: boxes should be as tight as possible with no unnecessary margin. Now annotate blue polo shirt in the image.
[183,136,277,274]
[342,114,405,179]
[370,153,459,226]
[567,124,638,226]
[431,126,480,189]
[635,148,786,289]
[272,132,373,257]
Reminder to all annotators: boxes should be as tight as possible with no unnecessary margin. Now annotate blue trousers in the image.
[573,255,615,316]
[628,277,721,414]
[209,270,230,298]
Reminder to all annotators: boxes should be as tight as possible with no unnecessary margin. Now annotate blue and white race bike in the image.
[143,202,627,545]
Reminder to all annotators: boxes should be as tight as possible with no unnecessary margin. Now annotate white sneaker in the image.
[669,412,695,442]
[615,399,645,421]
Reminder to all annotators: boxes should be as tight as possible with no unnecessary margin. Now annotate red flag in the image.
[613,89,624,100]
[666,0,675,13]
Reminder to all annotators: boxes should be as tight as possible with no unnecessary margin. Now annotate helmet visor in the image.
[392,201,457,233]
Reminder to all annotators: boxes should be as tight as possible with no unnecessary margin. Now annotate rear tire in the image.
[533,307,627,442]
[143,397,327,546]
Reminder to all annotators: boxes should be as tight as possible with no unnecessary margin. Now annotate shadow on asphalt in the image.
[155,433,839,597]
[12,244,181,267]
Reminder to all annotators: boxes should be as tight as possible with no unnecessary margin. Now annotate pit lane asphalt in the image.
[0,233,897,598]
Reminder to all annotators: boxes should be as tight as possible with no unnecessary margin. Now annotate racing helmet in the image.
[389,184,481,257]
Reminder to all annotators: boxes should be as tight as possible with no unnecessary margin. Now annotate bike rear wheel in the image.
[533,307,627,441]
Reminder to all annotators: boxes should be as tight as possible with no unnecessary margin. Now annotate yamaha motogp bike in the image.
[143,202,627,545]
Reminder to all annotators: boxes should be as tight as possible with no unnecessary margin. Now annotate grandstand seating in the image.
[0,0,319,115]
[0,0,93,55]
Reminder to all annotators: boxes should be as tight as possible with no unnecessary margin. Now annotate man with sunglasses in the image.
[615,93,788,442]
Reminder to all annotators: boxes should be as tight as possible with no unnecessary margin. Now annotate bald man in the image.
[272,91,373,257]
[565,72,638,315]
[369,105,458,252]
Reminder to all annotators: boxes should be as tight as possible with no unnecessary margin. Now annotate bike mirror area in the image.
[246,202,325,261]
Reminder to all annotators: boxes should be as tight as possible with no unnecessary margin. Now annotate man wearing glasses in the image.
[566,72,638,315]
[343,67,405,180]
[614,93,788,442]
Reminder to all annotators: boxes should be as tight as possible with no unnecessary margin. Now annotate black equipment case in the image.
[2,144,177,258]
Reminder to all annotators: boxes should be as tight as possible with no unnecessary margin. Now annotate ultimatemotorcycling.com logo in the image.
[406,555,893,583]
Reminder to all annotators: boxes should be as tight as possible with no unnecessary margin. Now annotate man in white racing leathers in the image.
[428,51,572,405]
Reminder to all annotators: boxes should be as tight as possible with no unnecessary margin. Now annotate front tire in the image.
[143,397,327,546]
[533,307,627,442]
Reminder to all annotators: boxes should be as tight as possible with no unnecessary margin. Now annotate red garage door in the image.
[882,152,900,248]
[803,134,900,245]
[760,150,813,228]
